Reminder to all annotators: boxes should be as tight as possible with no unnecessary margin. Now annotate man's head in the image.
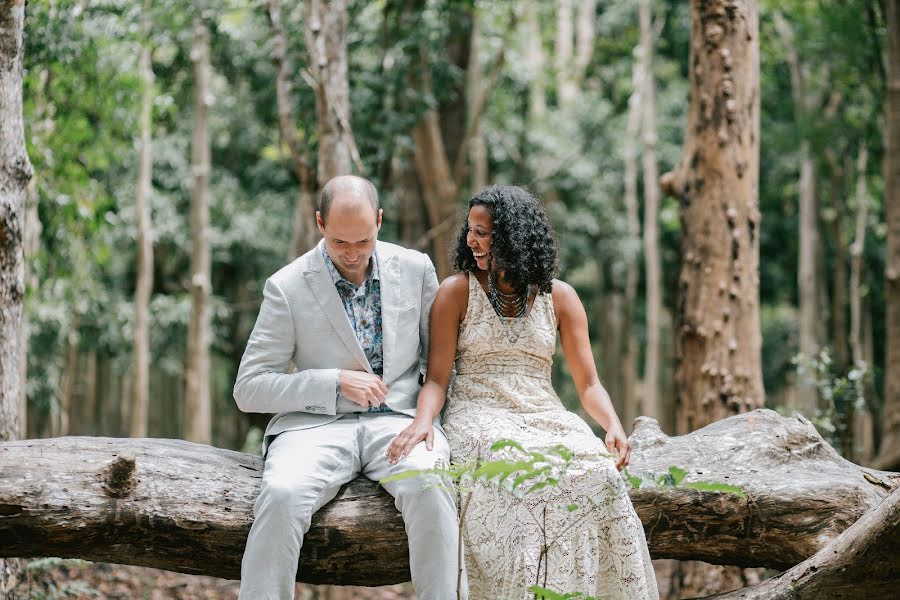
[316,175,382,285]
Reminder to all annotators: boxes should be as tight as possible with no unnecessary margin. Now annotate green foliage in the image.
[792,348,870,455]
[622,465,748,500]
[528,586,600,600]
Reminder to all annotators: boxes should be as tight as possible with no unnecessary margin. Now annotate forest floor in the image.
[12,559,416,600]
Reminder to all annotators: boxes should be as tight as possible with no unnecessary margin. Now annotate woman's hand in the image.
[605,426,631,470]
[386,417,434,464]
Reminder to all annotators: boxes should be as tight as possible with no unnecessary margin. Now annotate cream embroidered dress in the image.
[442,274,658,600]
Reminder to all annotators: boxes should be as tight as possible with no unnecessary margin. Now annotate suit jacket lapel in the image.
[304,244,372,373]
[378,243,402,383]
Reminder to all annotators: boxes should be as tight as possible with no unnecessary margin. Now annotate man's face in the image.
[317,200,382,284]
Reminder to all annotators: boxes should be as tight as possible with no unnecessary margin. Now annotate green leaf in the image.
[668,466,687,486]
[682,481,747,499]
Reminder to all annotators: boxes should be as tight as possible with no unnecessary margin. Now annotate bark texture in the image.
[661,2,765,595]
[267,0,318,259]
[130,13,154,439]
[639,0,662,424]
[0,1,32,594]
[662,0,764,433]
[700,487,900,600]
[773,12,819,418]
[303,0,357,188]
[880,0,900,472]
[184,16,212,444]
[1,410,897,585]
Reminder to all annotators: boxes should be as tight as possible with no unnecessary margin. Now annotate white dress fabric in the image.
[443,273,659,600]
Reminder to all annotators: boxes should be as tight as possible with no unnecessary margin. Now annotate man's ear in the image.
[316,211,326,235]
[376,208,383,230]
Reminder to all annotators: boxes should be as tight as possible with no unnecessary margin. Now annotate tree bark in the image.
[554,0,576,108]
[880,0,900,472]
[662,0,764,432]
[824,149,849,372]
[772,11,819,418]
[0,1,33,594]
[1,410,897,586]
[56,317,80,436]
[130,8,154,439]
[621,48,642,432]
[184,15,212,445]
[303,0,357,188]
[267,0,318,259]
[661,2,764,594]
[640,0,662,424]
[699,487,900,600]
[524,0,546,120]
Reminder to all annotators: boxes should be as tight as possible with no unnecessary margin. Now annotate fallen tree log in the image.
[699,487,900,600]
[0,409,896,586]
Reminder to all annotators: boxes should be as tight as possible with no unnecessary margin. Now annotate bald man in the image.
[234,176,466,599]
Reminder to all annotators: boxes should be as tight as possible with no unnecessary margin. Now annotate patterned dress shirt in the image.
[321,245,391,413]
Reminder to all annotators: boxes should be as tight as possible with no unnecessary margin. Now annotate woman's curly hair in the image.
[453,185,559,295]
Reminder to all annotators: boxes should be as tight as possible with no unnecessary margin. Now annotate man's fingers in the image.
[426,429,434,451]
[377,378,388,395]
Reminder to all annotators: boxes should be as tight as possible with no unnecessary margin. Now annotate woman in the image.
[387,186,658,599]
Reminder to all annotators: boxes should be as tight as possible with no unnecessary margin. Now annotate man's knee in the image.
[255,479,318,530]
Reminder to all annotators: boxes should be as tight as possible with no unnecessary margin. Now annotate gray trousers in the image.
[239,413,467,599]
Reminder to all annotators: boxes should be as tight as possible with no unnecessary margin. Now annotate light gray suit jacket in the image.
[233,240,440,452]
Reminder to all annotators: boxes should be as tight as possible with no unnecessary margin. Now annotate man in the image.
[234,175,464,599]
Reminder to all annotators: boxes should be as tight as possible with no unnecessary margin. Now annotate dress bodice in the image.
[454,272,556,380]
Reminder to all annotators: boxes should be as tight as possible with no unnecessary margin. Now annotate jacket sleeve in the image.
[233,278,338,415]
[418,254,439,379]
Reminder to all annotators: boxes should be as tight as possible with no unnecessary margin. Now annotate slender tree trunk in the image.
[267,1,318,259]
[184,16,212,445]
[773,12,819,417]
[573,0,596,90]
[130,11,154,438]
[640,0,662,423]
[554,0,576,108]
[661,3,764,595]
[825,151,849,372]
[303,0,357,188]
[83,350,98,435]
[466,12,487,194]
[0,1,33,593]
[524,0,546,120]
[880,0,900,472]
[57,317,80,436]
[19,178,39,440]
[622,50,643,430]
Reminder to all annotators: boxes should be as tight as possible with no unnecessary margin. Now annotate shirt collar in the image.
[320,243,380,289]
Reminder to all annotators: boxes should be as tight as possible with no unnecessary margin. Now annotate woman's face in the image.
[466,204,493,271]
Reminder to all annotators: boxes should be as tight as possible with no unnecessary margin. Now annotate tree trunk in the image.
[184,16,213,445]
[772,12,819,418]
[825,151,849,372]
[82,350,98,436]
[1,410,896,586]
[699,487,900,600]
[56,317,80,436]
[524,0,546,120]
[573,0,596,90]
[466,12,487,194]
[303,0,357,188]
[19,178,39,441]
[662,0,764,433]
[880,0,900,472]
[661,2,764,595]
[796,138,820,414]
[554,0,576,108]
[640,0,662,424]
[0,1,32,594]
[130,11,154,439]
[622,48,642,431]
[267,0,318,259]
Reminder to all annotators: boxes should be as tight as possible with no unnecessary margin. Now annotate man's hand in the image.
[386,417,434,464]
[339,370,388,408]
[605,425,631,470]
